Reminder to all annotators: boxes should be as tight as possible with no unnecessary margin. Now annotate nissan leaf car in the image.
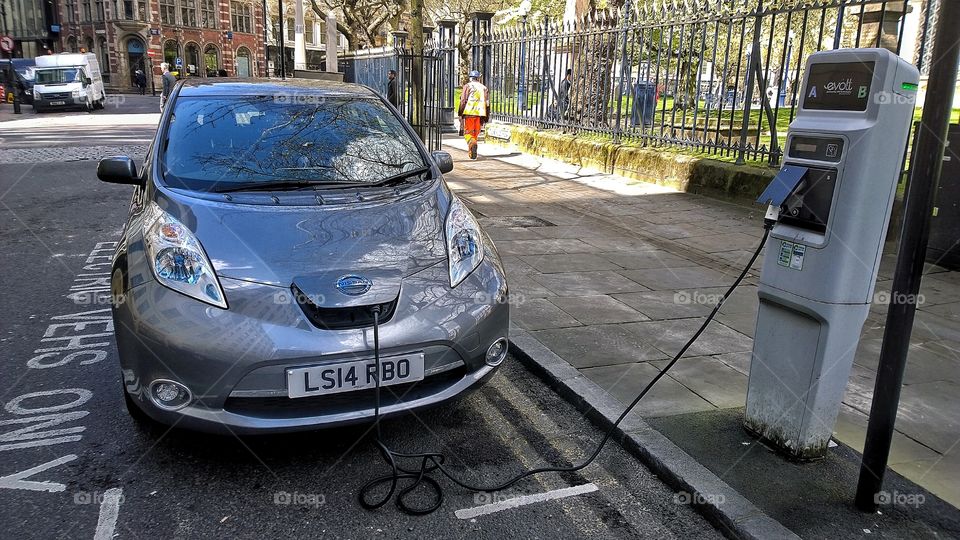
[99,79,509,434]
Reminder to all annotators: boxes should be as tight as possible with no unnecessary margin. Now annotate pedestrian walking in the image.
[386,69,399,108]
[160,63,177,111]
[134,69,146,95]
[458,70,489,160]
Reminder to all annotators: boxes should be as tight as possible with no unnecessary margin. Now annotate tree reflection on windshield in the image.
[162,95,426,191]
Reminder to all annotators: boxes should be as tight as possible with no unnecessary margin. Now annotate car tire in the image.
[85,97,94,112]
[94,97,104,110]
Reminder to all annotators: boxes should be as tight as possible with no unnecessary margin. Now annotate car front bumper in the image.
[113,258,509,434]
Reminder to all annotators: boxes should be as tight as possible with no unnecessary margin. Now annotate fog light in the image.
[149,379,192,411]
[485,338,508,366]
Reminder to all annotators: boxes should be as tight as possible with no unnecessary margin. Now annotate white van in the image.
[33,53,106,112]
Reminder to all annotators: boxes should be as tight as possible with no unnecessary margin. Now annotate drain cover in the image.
[479,216,556,228]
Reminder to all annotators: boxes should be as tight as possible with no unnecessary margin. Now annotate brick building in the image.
[56,0,267,91]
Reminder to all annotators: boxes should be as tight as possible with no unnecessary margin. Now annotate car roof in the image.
[177,78,379,98]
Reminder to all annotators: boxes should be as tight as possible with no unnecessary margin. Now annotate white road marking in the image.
[454,483,599,520]
[93,487,123,540]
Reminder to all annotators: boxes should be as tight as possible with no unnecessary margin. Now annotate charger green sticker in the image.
[778,241,806,270]
[778,241,793,267]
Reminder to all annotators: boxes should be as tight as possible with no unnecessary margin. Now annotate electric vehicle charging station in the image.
[744,48,919,459]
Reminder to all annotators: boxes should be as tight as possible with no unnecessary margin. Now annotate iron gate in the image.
[340,46,445,152]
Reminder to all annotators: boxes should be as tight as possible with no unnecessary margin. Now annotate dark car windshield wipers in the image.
[369,166,431,188]
[212,179,361,193]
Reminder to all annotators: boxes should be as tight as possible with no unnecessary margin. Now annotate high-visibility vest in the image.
[462,81,487,117]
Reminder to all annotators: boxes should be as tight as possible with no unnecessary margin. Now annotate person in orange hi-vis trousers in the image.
[458,70,490,160]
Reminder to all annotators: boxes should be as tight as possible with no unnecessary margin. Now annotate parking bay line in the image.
[454,483,599,520]
[93,487,123,540]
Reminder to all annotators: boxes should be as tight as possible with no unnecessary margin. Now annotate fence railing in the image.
[339,43,448,151]
[473,0,923,166]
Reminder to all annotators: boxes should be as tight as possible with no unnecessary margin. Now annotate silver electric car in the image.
[99,79,509,434]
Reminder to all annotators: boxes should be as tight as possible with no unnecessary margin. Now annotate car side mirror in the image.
[432,151,454,174]
[84,76,91,85]
[97,156,141,185]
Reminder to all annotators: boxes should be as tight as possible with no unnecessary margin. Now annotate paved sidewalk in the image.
[442,135,960,509]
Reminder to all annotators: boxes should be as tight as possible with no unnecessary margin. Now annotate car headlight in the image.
[142,202,227,308]
[445,196,484,288]
[33,89,39,99]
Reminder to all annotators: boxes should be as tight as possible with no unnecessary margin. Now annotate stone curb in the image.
[508,324,800,540]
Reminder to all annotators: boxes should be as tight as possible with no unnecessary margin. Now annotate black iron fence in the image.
[472,0,926,166]
[339,38,456,152]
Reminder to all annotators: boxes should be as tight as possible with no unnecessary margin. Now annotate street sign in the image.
[225,31,233,40]
[150,28,160,36]
[0,36,13,53]
[146,50,156,57]
[175,57,182,66]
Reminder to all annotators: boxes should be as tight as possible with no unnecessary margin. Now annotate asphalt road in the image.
[0,102,723,539]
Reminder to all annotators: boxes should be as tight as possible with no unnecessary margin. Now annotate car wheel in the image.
[93,97,104,109]
[85,97,94,112]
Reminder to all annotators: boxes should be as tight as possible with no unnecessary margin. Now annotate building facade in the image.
[1,0,59,57]
[56,0,266,91]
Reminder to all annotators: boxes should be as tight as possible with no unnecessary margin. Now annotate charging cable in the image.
[360,218,776,515]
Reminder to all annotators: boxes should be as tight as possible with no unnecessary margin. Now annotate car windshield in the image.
[35,68,81,84]
[18,67,35,81]
[162,95,428,191]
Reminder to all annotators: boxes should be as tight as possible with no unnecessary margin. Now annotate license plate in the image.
[286,353,425,398]
[50,101,65,105]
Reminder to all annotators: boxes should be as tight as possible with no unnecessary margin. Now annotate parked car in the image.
[0,58,36,105]
[33,53,105,112]
[99,79,510,434]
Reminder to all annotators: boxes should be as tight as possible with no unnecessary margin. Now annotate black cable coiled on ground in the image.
[359,224,773,515]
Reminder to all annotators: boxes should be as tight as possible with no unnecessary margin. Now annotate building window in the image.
[63,0,76,22]
[84,36,94,54]
[123,0,134,19]
[231,2,252,34]
[163,40,179,67]
[94,0,104,20]
[286,17,294,41]
[201,0,217,29]
[160,0,176,25]
[81,0,91,21]
[305,20,314,44]
[203,44,219,76]
[181,0,197,26]
[67,36,78,52]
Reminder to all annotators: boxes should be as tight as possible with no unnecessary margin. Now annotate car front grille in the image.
[292,285,398,330]
[42,92,70,100]
[223,368,466,419]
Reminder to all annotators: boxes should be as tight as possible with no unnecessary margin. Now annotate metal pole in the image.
[854,0,960,513]
[518,14,527,111]
[736,0,762,165]
[278,0,285,79]
[262,0,268,76]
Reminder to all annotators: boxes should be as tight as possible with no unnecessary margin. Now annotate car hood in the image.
[153,184,451,303]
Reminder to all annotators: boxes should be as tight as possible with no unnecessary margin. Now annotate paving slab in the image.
[513,297,583,331]
[619,266,744,291]
[531,270,650,296]
[532,324,668,368]
[581,362,716,417]
[650,356,750,409]
[520,253,624,273]
[549,295,650,325]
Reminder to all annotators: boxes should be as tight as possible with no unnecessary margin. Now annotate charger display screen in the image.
[803,61,875,111]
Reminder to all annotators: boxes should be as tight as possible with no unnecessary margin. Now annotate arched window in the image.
[163,40,179,69]
[184,43,200,75]
[67,36,78,53]
[235,47,251,77]
[84,36,94,54]
[203,44,219,76]
[126,36,146,87]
